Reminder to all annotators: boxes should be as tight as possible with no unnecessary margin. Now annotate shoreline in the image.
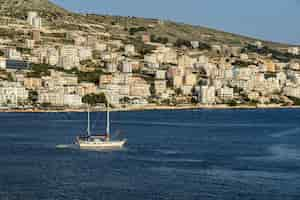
[1,104,300,113]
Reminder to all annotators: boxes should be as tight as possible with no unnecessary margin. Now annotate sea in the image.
[0,109,300,200]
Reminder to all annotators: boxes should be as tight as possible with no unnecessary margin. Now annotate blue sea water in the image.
[0,109,300,200]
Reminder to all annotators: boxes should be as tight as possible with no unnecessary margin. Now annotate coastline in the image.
[1,104,300,113]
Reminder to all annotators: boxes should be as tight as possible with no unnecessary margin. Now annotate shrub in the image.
[287,96,300,106]
[129,26,147,35]
[174,38,191,48]
[226,100,238,107]
[150,34,169,44]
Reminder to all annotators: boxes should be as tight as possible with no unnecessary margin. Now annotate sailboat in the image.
[76,105,126,148]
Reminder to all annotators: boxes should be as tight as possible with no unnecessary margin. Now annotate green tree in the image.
[191,97,198,104]
[82,93,107,106]
[7,73,14,81]
[120,96,130,104]
[175,88,183,96]
[175,38,191,48]
[150,83,156,96]
[129,26,147,35]
[28,90,38,105]
[226,100,238,107]
[287,96,300,106]
[27,63,52,78]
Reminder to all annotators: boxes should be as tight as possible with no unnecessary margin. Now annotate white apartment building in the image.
[190,41,199,49]
[154,80,167,95]
[181,85,193,95]
[155,70,166,80]
[27,11,38,24]
[58,45,80,70]
[0,57,6,69]
[78,47,92,61]
[106,62,118,73]
[283,86,300,98]
[124,44,135,55]
[27,11,42,29]
[121,61,133,73]
[4,48,21,60]
[0,82,28,105]
[217,87,234,101]
[25,39,35,49]
[288,47,299,55]
[63,94,83,107]
[200,86,216,104]
[59,56,80,70]
[129,77,151,98]
[38,90,64,106]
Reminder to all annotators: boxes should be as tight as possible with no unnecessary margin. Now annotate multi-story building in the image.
[46,47,59,66]
[155,70,166,80]
[154,80,167,95]
[78,47,92,61]
[59,74,78,86]
[0,57,6,69]
[233,67,251,81]
[86,35,98,47]
[105,62,118,73]
[27,11,38,25]
[0,81,28,105]
[94,43,107,51]
[63,94,83,107]
[141,33,150,43]
[59,56,80,70]
[184,73,197,86]
[217,87,234,101]
[27,11,42,28]
[4,48,21,60]
[181,85,193,95]
[78,82,97,96]
[288,47,299,55]
[129,77,151,97]
[124,44,135,55]
[283,85,300,98]
[248,91,260,101]
[178,54,194,69]
[121,61,133,73]
[199,86,216,104]
[25,39,35,49]
[190,41,199,49]
[172,75,184,89]
[24,77,42,90]
[38,89,64,106]
[32,17,42,29]
[58,45,80,70]
[32,29,41,41]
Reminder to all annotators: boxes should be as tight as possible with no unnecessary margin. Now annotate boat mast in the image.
[87,106,91,136]
[106,104,110,140]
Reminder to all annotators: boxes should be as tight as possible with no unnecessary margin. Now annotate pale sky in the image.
[51,0,300,45]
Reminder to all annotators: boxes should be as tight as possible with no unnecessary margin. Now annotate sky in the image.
[51,0,300,45]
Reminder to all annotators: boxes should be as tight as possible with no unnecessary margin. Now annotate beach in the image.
[1,104,300,113]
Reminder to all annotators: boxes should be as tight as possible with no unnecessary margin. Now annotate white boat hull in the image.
[77,140,126,149]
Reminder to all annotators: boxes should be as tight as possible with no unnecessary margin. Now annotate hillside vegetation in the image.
[0,0,298,50]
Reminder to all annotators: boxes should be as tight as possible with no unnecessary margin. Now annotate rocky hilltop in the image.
[0,0,71,20]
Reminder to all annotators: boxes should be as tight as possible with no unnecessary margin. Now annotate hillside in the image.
[0,0,71,20]
[0,0,296,49]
